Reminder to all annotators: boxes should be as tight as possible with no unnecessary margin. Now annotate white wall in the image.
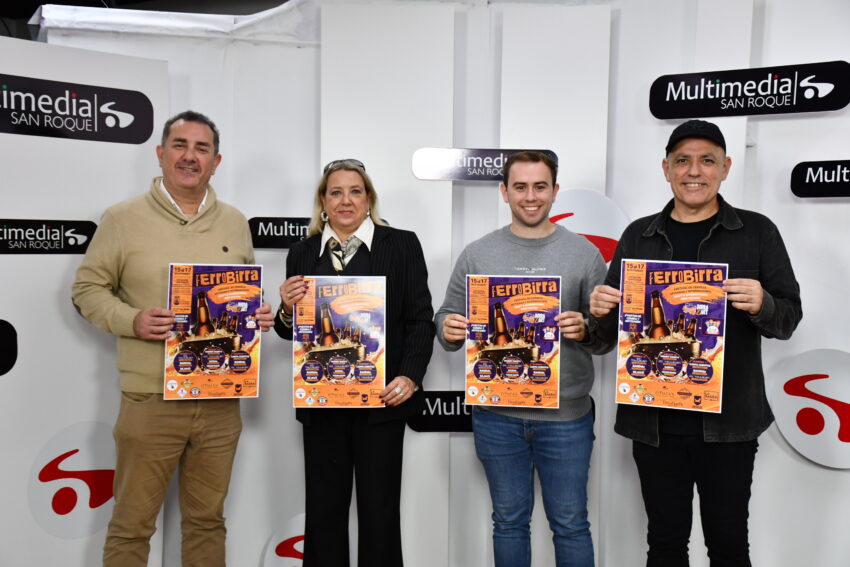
[3,0,848,565]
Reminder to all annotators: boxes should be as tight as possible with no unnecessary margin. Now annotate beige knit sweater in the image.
[72,177,255,393]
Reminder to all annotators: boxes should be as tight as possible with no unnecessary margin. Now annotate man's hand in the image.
[442,313,469,343]
[133,307,174,340]
[723,278,764,315]
[556,311,586,341]
[589,285,622,318]
[254,302,275,331]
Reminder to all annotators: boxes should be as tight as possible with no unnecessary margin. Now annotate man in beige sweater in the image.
[72,110,274,567]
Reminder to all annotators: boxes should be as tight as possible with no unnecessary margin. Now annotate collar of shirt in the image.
[159,178,208,218]
[319,216,375,257]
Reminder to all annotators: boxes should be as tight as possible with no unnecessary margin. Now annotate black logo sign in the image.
[0,320,16,377]
[791,160,850,198]
[0,74,154,144]
[249,217,310,249]
[0,219,97,254]
[650,61,850,119]
[412,148,558,182]
[407,390,471,432]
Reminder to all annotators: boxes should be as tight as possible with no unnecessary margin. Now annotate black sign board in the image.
[407,390,472,432]
[0,74,154,144]
[0,219,97,254]
[650,61,850,119]
[791,160,850,198]
[249,217,310,249]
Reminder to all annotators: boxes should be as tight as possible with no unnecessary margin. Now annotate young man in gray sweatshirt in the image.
[434,151,609,567]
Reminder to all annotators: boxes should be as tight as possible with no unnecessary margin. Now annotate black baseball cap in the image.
[665,119,726,154]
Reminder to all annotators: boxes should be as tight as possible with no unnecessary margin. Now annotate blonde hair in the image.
[308,160,386,236]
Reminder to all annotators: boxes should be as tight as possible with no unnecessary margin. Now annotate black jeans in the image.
[632,435,758,567]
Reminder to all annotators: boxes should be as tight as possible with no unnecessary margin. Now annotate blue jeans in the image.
[472,407,595,567]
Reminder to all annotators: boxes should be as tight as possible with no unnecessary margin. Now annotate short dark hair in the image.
[502,151,558,186]
[161,110,220,155]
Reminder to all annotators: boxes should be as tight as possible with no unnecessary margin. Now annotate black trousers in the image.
[632,435,759,567]
[302,410,406,567]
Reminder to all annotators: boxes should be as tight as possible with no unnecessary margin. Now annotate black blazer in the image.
[275,224,436,424]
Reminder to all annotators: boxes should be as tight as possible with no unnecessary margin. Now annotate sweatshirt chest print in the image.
[513,266,548,274]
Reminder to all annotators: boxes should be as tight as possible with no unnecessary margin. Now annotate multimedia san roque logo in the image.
[650,61,850,118]
[0,74,154,144]
[770,349,850,469]
[407,390,472,432]
[791,160,850,198]
[412,148,558,182]
[0,219,97,254]
[28,422,116,539]
[249,217,310,249]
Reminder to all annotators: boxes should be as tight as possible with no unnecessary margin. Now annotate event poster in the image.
[164,263,263,399]
[292,276,386,408]
[465,275,561,408]
[616,259,728,413]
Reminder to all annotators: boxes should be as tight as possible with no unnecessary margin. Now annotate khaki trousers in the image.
[103,393,242,567]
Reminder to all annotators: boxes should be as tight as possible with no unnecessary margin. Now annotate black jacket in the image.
[584,196,802,445]
[275,224,436,424]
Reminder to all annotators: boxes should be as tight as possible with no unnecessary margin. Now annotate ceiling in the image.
[0,0,288,38]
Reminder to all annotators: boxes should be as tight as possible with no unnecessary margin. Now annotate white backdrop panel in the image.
[321,3,454,566]
[15,0,850,565]
[499,5,612,566]
[39,4,321,565]
[0,36,169,566]
[745,0,850,565]
[499,4,611,195]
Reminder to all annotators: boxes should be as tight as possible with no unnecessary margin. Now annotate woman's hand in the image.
[279,275,308,315]
[380,376,418,407]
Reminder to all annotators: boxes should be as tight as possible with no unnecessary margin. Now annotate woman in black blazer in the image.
[275,159,435,567]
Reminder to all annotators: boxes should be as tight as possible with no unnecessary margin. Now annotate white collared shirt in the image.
[160,178,208,218]
[319,216,375,259]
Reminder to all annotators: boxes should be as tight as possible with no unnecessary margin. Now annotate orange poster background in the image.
[465,274,561,409]
[292,276,386,408]
[164,263,262,400]
[615,259,727,413]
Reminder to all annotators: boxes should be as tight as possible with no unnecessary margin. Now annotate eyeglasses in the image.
[323,159,366,174]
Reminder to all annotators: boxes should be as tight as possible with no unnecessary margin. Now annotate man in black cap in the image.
[583,120,802,566]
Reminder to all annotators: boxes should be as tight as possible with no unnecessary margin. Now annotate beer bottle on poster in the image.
[526,325,536,345]
[490,302,511,346]
[648,290,671,339]
[192,292,215,337]
[673,313,686,333]
[317,302,340,347]
[517,321,526,342]
[684,318,697,338]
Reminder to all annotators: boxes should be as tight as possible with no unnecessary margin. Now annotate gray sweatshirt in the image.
[435,225,608,421]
